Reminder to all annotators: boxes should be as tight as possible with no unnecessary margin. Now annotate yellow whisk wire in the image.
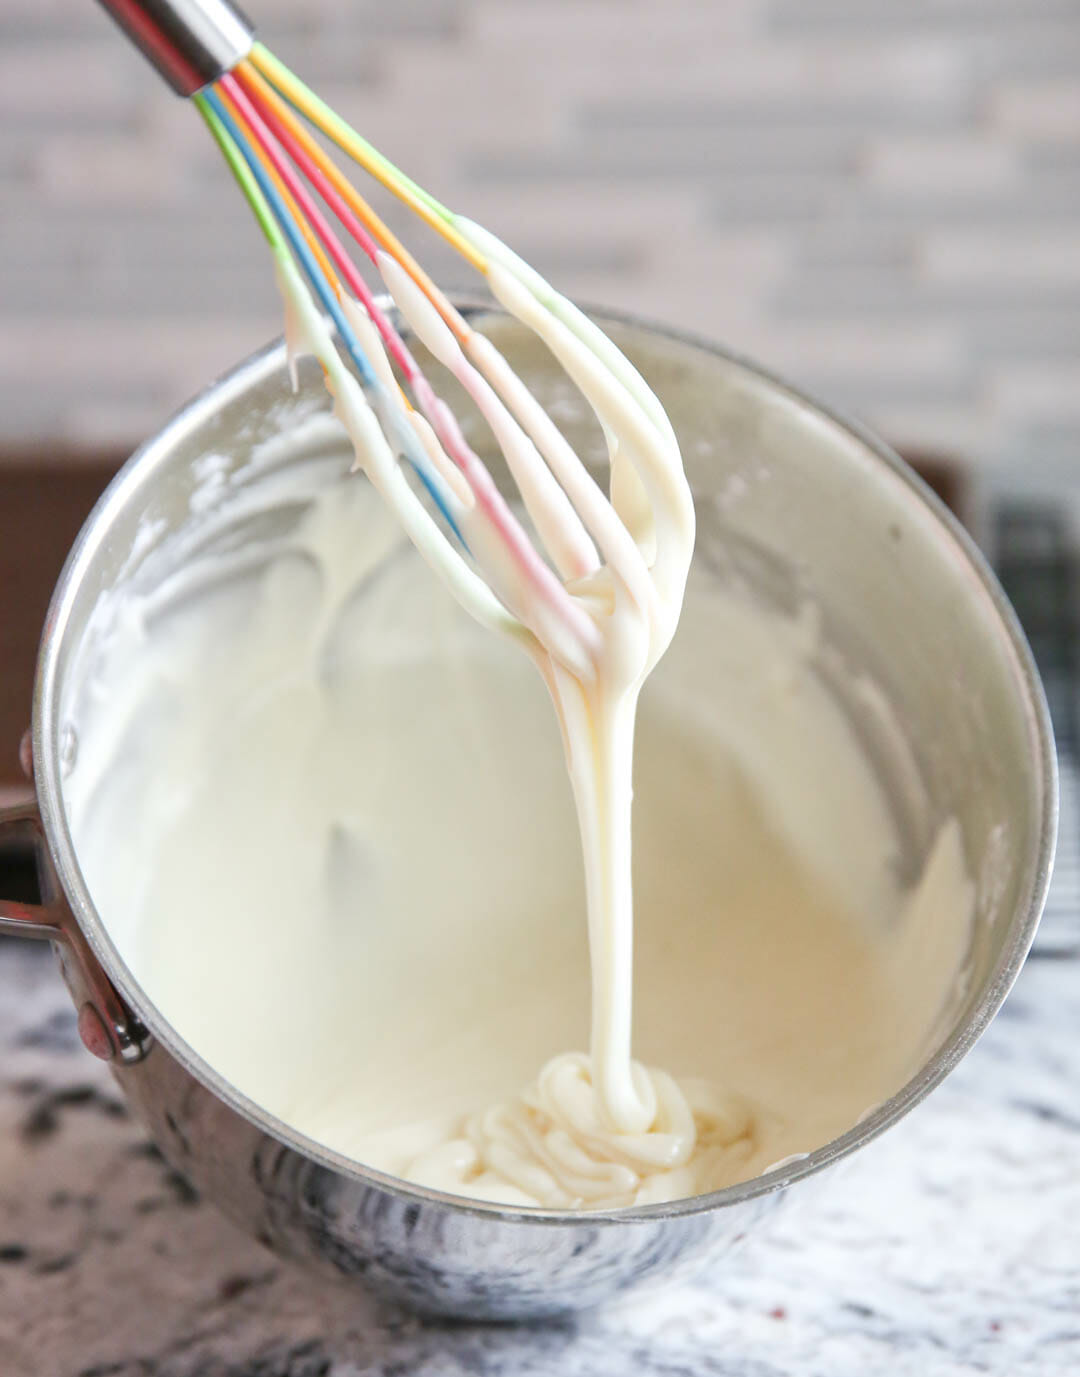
[248,44,488,277]
[235,60,474,347]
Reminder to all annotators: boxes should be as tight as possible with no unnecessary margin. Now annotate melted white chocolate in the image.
[64,429,975,1209]
[274,252,716,1196]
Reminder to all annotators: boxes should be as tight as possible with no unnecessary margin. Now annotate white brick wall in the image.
[1,0,1077,482]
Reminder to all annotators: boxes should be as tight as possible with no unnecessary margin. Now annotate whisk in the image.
[96,0,693,690]
[99,0,698,1136]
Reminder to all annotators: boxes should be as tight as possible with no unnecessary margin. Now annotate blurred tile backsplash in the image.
[1,0,1078,480]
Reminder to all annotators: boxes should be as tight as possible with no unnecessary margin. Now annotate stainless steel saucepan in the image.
[0,303,1056,1320]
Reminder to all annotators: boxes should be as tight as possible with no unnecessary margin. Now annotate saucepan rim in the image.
[31,299,1058,1226]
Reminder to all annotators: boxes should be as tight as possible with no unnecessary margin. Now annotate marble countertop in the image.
[0,928,1077,1377]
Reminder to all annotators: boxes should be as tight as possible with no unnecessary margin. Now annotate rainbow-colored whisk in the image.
[98,0,688,681]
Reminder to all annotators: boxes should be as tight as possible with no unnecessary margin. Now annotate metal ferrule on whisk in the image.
[96,0,254,97]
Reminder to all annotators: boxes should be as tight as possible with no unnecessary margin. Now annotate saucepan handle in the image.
[0,798,60,940]
[0,793,151,1064]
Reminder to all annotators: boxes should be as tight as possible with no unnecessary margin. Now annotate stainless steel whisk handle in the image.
[96,0,254,97]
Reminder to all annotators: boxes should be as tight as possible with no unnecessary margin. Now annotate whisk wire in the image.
[229,70,436,385]
[201,89,370,380]
[196,93,281,251]
[219,89,343,305]
[217,74,602,630]
[196,42,660,675]
[248,42,486,273]
[235,60,472,348]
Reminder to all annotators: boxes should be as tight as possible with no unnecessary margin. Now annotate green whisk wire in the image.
[194,91,283,253]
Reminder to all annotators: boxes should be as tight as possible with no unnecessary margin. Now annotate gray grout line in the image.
[704,178,1080,229]
[578,100,978,135]
[767,0,1080,34]
[467,138,858,184]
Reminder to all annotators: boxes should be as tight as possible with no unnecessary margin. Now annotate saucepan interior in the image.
[33,301,1054,1232]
